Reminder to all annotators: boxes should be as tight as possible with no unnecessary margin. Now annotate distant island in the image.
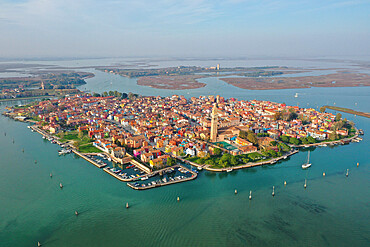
[221,72,370,90]
[98,65,370,90]
[0,71,94,101]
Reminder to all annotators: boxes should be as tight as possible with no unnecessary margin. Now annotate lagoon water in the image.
[0,58,369,246]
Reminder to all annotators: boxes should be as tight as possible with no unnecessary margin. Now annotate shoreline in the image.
[178,131,360,172]
[324,105,370,118]
[178,149,299,172]
[0,95,55,102]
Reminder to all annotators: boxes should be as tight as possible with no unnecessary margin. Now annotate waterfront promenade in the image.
[28,125,198,189]
[178,149,299,172]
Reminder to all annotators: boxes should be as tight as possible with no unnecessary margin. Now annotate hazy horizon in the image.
[1,0,369,58]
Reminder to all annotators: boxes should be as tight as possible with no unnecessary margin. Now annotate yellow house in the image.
[200,133,209,140]
[157,139,164,148]
[172,146,184,157]
[165,145,172,153]
[185,132,195,139]
[149,158,163,168]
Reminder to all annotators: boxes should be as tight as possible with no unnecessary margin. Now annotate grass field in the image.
[78,144,102,153]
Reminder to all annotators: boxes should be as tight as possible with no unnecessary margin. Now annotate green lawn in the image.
[186,151,271,168]
[78,144,102,153]
[58,131,79,142]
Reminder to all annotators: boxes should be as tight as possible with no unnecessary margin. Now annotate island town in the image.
[3,93,362,190]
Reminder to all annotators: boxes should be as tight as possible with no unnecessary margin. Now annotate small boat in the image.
[294,93,298,98]
[197,166,203,170]
[141,176,148,180]
[226,168,233,172]
[302,151,312,169]
[59,183,63,188]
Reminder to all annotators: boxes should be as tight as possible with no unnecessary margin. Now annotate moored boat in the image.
[302,151,312,169]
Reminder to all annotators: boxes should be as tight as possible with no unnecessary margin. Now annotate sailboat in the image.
[294,93,298,98]
[302,151,312,169]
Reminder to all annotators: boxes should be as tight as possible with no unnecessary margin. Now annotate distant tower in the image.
[41,81,45,90]
[216,95,220,104]
[216,64,220,70]
[210,104,218,142]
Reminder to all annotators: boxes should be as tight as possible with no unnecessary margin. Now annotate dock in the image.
[126,165,197,190]
[72,150,107,168]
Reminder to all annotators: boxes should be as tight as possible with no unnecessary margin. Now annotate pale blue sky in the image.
[0,0,369,58]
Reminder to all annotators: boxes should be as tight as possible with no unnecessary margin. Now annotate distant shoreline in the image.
[325,105,370,118]
[0,95,52,102]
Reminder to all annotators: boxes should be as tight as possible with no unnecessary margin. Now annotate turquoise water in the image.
[0,59,369,246]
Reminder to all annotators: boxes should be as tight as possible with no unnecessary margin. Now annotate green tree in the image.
[197,158,206,165]
[230,156,238,166]
[239,130,247,139]
[167,157,176,166]
[128,92,135,100]
[220,153,231,162]
[335,113,342,122]
[288,112,298,121]
[329,131,338,141]
[307,136,316,143]
[289,137,300,145]
[274,112,282,121]
[280,135,290,143]
[248,152,262,160]
[300,137,310,144]
[213,147,222,156]
[247,132,258,145]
